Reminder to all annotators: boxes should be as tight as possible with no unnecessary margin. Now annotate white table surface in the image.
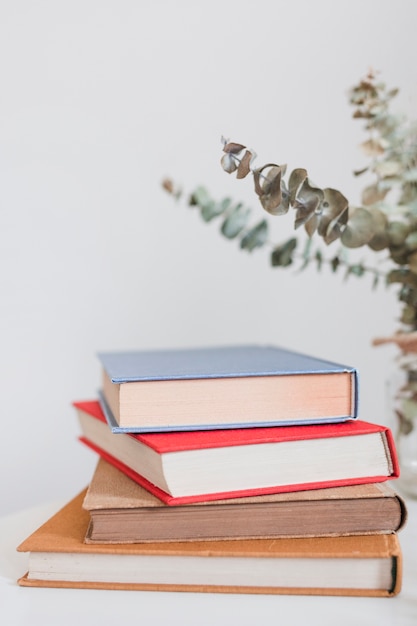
[0,493,416,626]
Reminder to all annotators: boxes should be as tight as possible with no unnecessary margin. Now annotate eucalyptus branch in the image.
[162,71,417,330]
[162,178,391,288]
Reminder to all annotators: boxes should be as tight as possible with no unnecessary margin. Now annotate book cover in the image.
[83,459,407,543]
[74,401,399,505]
[98,345,358,431]
[17,490,403,597]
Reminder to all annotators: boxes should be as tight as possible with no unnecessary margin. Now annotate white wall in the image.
[1,0,414,514]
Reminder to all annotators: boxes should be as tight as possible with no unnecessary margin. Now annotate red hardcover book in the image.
[74,401,399,505]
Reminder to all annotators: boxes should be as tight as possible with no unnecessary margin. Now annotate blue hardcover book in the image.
[98,345,358,433]
[98,345,358,432]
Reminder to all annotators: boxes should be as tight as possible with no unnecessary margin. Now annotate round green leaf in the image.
[271,238,297,267]
[341,207,375,248]
[221,204,250,239]
[367,208,390,251]
[240,220,268,252]
[387,221,409,247]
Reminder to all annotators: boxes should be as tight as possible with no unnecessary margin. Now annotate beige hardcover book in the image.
[17,490,403,597]
[83,459,407,543]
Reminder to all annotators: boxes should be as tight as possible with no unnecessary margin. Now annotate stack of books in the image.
[17,345,406,596]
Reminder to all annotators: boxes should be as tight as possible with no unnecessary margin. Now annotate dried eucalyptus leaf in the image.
[253,164,281,195]
[368,233,389,251]
[220,153,238,174]
[293,179,324,229]
[341,207,375,248]
[315,249,323,271]
[219,196,233,211]
[323,214,349,245]
[201,197,231,222]
[373,114,399,138]
[387,221,410,246]
[374,160,402,177]
[201,200,217,222]
[317,188,349,244]
[288,168,307,204]
[331,256,341,272]
[223,142,246,154]
[401,304,417,326]
[253,164,286,215]
[405,231,417,252]
[162,178,175,194]
[321,187,349,217]
[240,220,268,252]
[262,195,286,215]
[324,230,341,246]
[378,179,398,192]
[360,138,386,156]
[390,245,410,265]
[236,150,253,179]
[361,184,389,206]
[353,166,369,177]
[262,166,283,202]
[271,238,297,267]
[387,87,400,99]
[400,185,417,206]
[399,284,417,306]
[366,208,390,251]
[349,263,365,277]
[190,186,211,206]
[408,251,417,274]
[293,198,318,229]
[318,195,349,245]
[220,204,250,239]
[369,104,385,116]
[353,109,371,119]
[305,214,319,237]
[399,285,412,305]
[253,166,264,197]
[386,269,417,288]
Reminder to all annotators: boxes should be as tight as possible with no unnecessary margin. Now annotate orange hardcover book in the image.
[17,490,402,597]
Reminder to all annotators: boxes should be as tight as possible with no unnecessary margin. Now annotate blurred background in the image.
[1,0,415,514]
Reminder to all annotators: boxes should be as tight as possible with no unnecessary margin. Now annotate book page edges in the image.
[17,491,401,558]
[82,458,404,511]
[78,437,398,505]
[88,399,384,450]
[102,369,357,429]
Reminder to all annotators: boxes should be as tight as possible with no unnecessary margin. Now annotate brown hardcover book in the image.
[17,490,403,597]
[83,459,407,543]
